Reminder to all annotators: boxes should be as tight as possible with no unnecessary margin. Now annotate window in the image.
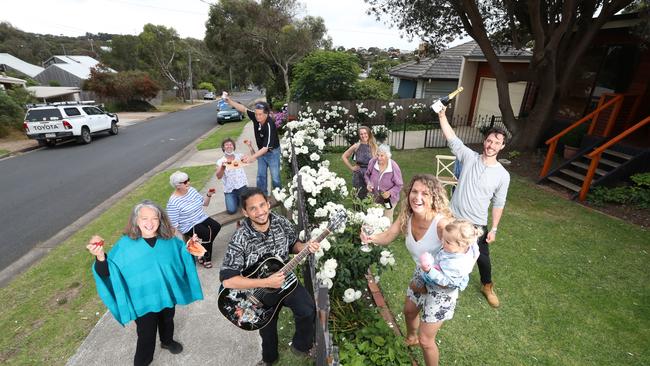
[82,107,97,115]
[64,107,81,116]
[25,108,62,122]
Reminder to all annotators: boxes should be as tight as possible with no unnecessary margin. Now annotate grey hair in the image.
[169,171,189,189]
[377,144,392,158]
[124,200,175,240]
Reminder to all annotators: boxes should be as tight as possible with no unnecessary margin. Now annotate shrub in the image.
[0,88,35,137]
[588,172,650,209]
[354,79,391,100]
[198,82,215,92]
[84,66,161,103]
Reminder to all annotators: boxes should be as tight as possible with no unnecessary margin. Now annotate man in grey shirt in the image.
[437,107,510,308]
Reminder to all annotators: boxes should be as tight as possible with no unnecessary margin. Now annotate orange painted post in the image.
[579,155,601,201]
[540,140,558,178]
[603,96,623,137]
[588,95,607,135]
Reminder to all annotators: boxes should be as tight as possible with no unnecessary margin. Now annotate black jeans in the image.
[186,217,221,262]
[475,225,492,284]
[259,283,315,363]
[133,307,175,366]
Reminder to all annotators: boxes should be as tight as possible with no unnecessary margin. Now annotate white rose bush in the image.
[274,112,397,304]
[381,102,404,124]
[282,104,411,365]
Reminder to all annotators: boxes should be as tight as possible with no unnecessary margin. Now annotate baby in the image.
[419,220,482,291]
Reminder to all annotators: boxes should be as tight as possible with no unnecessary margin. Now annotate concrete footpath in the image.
[66,121,265,366]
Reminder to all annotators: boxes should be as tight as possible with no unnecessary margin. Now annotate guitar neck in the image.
[281,228,331,274]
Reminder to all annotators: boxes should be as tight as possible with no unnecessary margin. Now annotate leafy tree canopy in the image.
[291,50,361,102]
[366,0,641,148]
[205,0,330,102]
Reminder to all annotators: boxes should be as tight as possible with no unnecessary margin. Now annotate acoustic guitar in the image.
[217,210,347,331]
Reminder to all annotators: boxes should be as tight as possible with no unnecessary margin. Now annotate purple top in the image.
[364,158,403,206]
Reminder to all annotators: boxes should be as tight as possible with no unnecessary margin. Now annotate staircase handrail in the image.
[578,115,650,201]
[539,94,624,178]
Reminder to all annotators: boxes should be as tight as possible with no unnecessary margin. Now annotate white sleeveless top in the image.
[405,214,443,264]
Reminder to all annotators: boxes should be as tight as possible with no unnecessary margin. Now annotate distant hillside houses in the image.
[35,55,114,87]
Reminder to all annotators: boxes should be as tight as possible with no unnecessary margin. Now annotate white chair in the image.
[435,155,458,189]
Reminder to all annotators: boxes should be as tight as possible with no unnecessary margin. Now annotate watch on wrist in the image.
[490,227,498,232]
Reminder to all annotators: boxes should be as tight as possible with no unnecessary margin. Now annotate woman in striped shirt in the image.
[167,171,222,268]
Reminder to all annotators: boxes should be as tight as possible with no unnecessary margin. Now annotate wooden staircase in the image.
[541,144,643,199]
[539,93,650,201]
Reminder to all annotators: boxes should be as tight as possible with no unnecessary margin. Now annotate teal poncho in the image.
[92,235,204,326]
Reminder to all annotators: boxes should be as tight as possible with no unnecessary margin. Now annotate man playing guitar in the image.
[220,187,319,366]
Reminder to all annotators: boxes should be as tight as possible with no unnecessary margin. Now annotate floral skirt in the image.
[406,267,459,323]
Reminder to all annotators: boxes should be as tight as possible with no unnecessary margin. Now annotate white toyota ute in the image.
[23,101,119,146]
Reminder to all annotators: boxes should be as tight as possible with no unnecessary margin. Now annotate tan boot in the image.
[481,283,500,308]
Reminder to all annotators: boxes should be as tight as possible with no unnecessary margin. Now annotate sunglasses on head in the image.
[181,179,190,185]
[255,103,266,110]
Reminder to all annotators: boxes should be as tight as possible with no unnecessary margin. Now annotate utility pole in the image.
[229,66,233,91]
[188,50,193,104]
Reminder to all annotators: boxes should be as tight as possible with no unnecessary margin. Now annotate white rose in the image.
[343,288,357,303]
[354,290,362,300]
[310,153,320,161]
[387,257,396,266]
[321,268,336,279]
[324,258,338,270]
[380,256,389,266]
[321,278,333,289]
[308,198,317,206]
[381,250,391,258]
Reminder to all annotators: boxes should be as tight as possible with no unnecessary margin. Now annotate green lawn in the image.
[0,149,8,156]
[0,165,215,365]
[196,120,248,151]
[322,149,650,366]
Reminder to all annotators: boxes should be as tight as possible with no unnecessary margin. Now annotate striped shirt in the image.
[167,187,208,234]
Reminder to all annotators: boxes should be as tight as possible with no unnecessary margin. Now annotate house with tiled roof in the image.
[34,55,114,88]
[389,40,531,122]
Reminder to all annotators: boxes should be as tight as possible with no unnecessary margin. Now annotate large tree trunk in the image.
[282,66,291,104]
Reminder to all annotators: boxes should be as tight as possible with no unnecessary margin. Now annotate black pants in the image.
[259,283,315,363]
[475,225,492,284]
[187,217,221,262]
[133,307,175,366]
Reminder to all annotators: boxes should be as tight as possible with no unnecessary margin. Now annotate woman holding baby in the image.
[360,174,481,366]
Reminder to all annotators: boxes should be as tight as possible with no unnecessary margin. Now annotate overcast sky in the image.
[1,0,423,50]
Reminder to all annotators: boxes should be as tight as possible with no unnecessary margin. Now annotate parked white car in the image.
[23,101,119,146]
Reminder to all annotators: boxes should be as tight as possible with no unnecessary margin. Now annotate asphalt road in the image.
[0,93,258,271]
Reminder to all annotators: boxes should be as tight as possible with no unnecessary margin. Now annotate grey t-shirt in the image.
[448,137,510,226]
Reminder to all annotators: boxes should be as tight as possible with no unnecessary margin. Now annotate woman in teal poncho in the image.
[87,200,204,366]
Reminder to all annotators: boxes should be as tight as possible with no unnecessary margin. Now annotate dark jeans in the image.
[476,225,492,284]
[259,283,315,363]
[224,186,247,214]
[186,217,221,262]
[134,307,175,366]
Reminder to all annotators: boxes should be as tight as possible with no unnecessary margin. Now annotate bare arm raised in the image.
[437,106,457,141]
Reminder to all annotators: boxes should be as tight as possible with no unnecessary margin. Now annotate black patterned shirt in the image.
[219,212,297,282]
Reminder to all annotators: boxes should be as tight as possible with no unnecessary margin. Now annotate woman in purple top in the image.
[341,126,377,199]
[364,144,403,222]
